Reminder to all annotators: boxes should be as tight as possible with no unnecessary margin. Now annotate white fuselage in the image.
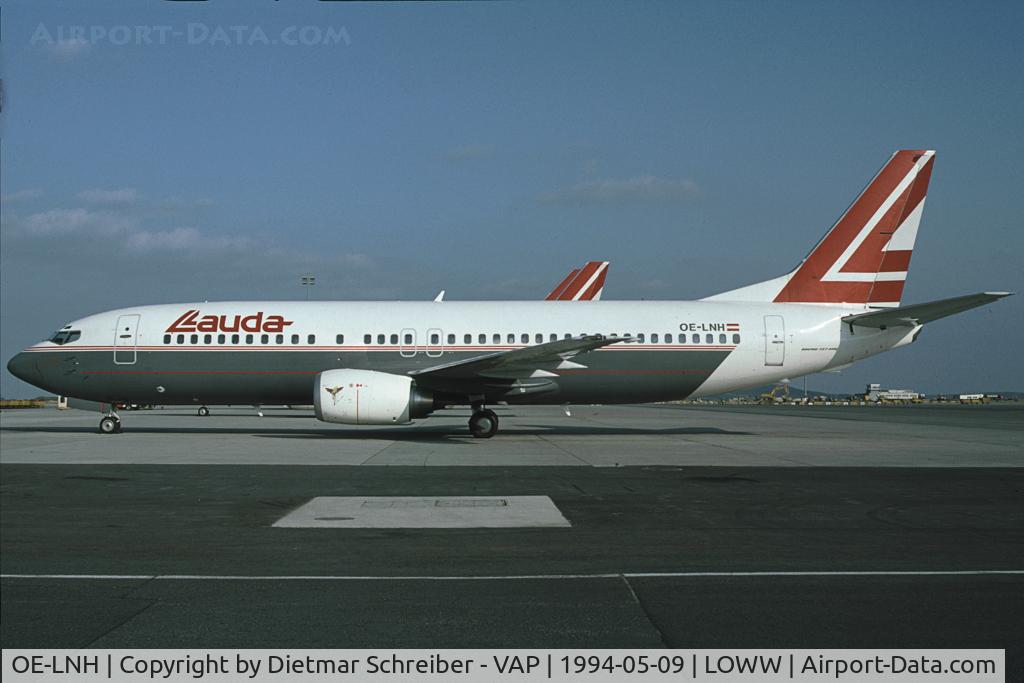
[14,300,920,407]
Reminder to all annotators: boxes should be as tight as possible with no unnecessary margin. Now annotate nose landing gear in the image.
[197,405,210,417]
[468,405,499,438]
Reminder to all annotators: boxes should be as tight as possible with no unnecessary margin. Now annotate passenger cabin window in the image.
[637,334,645,343]
[692,333,700,344]
[261,334,269,344]
[732,333,741,344]
[217,334,225,344]
[719,333,727,344]
[205,334,213,344]
[521,333,529,344]
[665,333,672,343]
[364,334,371,344]
[447,333,455,344]
[336,334,344,344]
[276,334,284,344]
[231,334,239,344]
[431,333,440,344]
[536,333,544,344]
[493,334,501,344]
[390,334,399,344]
[291,334,300,344]
[245,334,253,344]
[177,334,185,344]
[190,334,199,344]
[652,333,659,343]
[550,334,557,342]
[163,334,171,344]
[376,334,384,344]
[507,333,515,344]
[464,334,472,344]
[478,334,486,344]
[404,333,413,344]
[678,333,685,343]
[706,333,713,344]
[308,334,316,344]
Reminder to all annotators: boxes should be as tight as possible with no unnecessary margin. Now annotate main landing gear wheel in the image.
[468,409,499,439]
[197,406,210,417]
[99,416,121,434]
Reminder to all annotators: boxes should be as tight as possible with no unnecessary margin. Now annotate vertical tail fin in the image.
[704,150,935,307]
[545,261,609,300]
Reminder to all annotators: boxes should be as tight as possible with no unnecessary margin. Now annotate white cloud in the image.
[334,253,372,268]
[77,188,140,204]
[125,227,202,251]
[1,189,43,204]
[444,144,495,161]
[20,208,134,236]
[156,197,217,210]
[539,175,701,204]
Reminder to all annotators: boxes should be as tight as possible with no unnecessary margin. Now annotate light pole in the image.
[300,274,316,300]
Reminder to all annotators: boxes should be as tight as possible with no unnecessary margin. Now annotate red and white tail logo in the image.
[546,261,609,301]
[772,150,934,307]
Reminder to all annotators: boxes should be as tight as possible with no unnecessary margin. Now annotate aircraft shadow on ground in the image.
[1,424,752,440]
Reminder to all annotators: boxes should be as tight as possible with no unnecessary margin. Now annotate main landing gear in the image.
[99,411,122,434]
[468,404,499,439]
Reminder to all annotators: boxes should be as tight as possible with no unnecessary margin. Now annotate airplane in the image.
[175,262,612,417]
[6,150,1012,437]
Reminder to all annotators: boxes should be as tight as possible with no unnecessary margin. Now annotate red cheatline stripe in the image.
[84,371,320,376]
[557,369,713,375]
[577,262,609,300]
[27,344,736,355]
[28,345,736,354]
[557,261,602,300]
[545,269,580,300]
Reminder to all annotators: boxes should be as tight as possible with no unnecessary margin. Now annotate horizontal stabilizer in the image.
[843,292,1013,329]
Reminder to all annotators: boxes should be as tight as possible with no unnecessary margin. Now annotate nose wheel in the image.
[468,408,499,438]
[197,405,210,417]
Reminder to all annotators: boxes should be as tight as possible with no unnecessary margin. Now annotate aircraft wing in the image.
[842,292,1013,329]
[409,335,623,380]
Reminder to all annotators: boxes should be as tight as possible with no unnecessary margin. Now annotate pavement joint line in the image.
[3,570,1023,581]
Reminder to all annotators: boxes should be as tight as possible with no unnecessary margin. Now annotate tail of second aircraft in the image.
[705,150,935,308]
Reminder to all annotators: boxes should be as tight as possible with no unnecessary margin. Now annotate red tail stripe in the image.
[867,280,905,303]
[840,181,916,272]
[577,265,608,300]
[557,261,602,300]
[774,150,931,305]
[545,269,580,300]
[878,250,913,272]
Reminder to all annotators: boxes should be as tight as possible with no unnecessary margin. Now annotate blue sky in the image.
[2,0,1022,397]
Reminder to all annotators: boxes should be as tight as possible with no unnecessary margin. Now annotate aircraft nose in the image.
[6,352,42,386]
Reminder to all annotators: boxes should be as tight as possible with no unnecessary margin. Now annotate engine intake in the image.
[314,369,435,425]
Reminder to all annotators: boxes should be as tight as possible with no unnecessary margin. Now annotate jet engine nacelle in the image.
[314,369,435,425]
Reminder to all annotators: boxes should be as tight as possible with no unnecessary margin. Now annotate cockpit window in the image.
[48,330,81,345]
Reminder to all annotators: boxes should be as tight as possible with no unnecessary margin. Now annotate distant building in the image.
[866,384,920,402]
